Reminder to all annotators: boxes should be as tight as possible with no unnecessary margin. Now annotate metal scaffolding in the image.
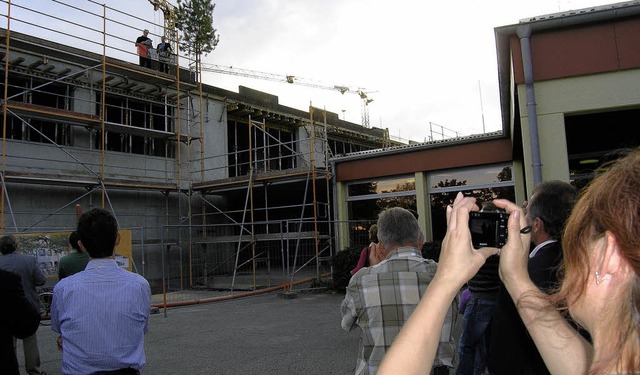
[0,0,391,303]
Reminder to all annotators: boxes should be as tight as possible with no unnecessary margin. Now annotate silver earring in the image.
[595,271,611,285]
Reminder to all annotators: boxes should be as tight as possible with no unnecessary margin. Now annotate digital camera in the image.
[468,211,509,249]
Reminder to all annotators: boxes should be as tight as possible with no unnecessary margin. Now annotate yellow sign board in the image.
[14,230,134,278]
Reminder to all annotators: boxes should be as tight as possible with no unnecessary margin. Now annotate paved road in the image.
[18,292,361,375]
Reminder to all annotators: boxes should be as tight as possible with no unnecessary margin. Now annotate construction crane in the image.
[145,2,376,128]
[200,63,376,128]
[359,90,374,129]
[148,0,177,41]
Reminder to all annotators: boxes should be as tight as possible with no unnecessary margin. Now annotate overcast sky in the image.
[181,0,610,142]
[3,0,612,143]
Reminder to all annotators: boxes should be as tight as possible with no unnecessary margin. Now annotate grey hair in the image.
[377,207,421,247]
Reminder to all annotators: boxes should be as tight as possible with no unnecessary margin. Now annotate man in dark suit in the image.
[0,235,47,375]
[0,268,42,375]
[487,181,577,375]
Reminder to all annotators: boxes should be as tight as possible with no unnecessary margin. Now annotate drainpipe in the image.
[330,158,340,254]
[517,24,543,186]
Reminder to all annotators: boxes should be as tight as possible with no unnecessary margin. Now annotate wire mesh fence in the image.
[156,219,328,305]
[5,219,379,308]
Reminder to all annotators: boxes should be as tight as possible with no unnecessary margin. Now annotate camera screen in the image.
[469,215,498,248]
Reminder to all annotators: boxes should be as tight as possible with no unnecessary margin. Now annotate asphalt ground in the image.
[17,290,463,374]
[17,291,362,375]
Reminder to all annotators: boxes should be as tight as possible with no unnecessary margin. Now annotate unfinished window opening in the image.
[277,129,294,170]
[103,96,126,124]
[151,103,173,132]
[227,120,297,177]
[1,76,71,145]
[228,120,250,177]
[330,139,356,155]
[96,93,175,158]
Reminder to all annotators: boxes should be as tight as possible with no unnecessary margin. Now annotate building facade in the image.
[0,1,395,294]
[332,1,640,247]
[495,1,640,193]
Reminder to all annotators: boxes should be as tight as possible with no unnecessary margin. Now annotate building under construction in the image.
[0,0,397,298]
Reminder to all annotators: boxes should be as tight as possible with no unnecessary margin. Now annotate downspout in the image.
[517,24,543,186]
[330,158,340,254]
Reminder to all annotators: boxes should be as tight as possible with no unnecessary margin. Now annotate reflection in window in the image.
[429,164,514,241]
[347,196,417,248]
[430,165,512,188]
[348,176,415,196]
[348,196,417,222]
[430,187,515,241]
[346,175,417,247]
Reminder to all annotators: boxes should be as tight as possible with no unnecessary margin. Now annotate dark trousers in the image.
[139,56,151,68]
[456,297,497,375]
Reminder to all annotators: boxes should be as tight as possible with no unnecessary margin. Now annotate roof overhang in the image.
[493,1,640,135]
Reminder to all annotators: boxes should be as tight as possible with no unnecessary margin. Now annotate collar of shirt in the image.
[385,246,422,260]
[529,239,557,258]
[85,258,118,269]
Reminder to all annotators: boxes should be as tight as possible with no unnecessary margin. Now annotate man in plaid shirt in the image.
[341,207,455,374]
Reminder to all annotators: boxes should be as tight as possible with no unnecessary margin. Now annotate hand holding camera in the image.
[468,211,509,249]
[490,199,532,287]
[433,193,499,290]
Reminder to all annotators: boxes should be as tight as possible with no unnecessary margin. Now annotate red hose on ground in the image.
[153,273,331,309]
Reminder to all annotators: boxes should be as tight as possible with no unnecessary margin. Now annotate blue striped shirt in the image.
[51,258,151,375]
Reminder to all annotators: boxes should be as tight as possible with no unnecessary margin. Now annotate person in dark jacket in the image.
[135,29,152,68]
[487,181,576,375]
[456,202,502,375]
[0,268,42,375]
[0,235,47,375]
[156,36,172,73]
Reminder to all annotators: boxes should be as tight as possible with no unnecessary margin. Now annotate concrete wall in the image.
[4,141,178,184]
[188,96,229,182]
[296,125,327,168]
[1,58,231,293]
[1,182,184,293]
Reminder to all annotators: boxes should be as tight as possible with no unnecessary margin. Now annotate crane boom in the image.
[200,63,362,95]
[200,63,376,127]
[145,2,375,127]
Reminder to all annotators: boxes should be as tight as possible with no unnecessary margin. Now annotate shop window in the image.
[429,164,514,241]
[346,175,417,243]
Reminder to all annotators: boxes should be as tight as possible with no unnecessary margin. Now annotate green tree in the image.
[496,166,512,182]
[175,0,220,72]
